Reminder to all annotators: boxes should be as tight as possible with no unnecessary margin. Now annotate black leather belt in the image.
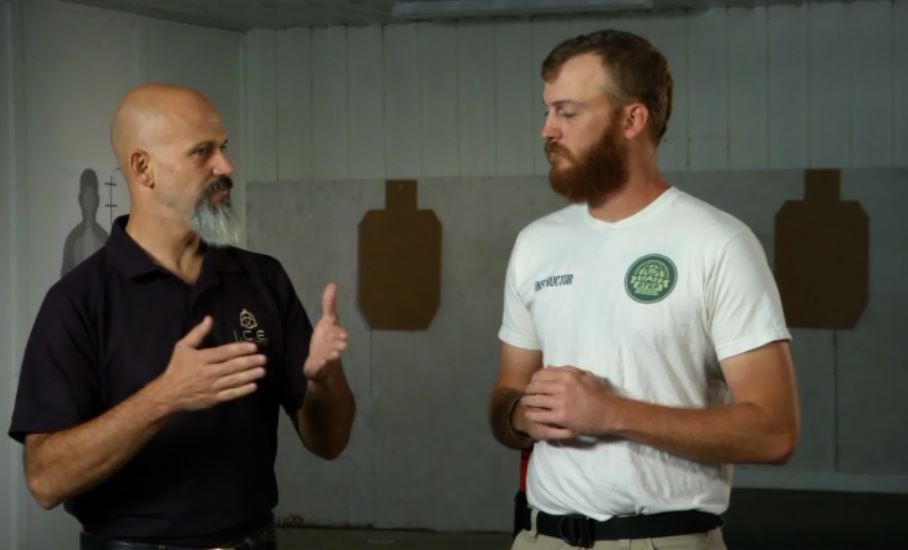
[79,525,276,550]
[519,503,723,548]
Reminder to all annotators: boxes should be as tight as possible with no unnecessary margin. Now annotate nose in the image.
[541,113,560,141]
[213,149,234,177]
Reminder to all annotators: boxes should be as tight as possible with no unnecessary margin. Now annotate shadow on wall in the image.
[61,168,109,277]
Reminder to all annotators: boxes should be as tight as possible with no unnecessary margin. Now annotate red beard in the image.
[546,113,628,207]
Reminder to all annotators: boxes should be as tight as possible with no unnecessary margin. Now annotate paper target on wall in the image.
[60,166,130,277]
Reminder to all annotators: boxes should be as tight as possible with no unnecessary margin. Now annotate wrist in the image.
[140,377,177,422]
[507,394,532,441]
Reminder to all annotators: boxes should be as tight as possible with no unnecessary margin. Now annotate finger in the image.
[321,282,338,320]
[532,368,580,384]
[213,367,266,391]
[216,353,268,375]
[521,394,559,410]
[525,408,566,426]
[216,383,258,402]
[530,423,575,440]
[201,341,259,363]
[525,380,564,396]
[180,316,213,349]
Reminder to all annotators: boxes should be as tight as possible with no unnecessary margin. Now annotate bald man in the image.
[9,83,355,550]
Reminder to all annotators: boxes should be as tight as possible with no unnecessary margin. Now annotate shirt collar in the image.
[106,215,243,280]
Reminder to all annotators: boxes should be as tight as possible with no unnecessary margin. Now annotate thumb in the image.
[321,282,338,320]
[180,316,213,349]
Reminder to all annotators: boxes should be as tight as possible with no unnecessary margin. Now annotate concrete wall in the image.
[0,0,244,547]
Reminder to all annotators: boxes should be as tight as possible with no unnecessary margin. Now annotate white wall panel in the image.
[687,7,728,170]
[312,26,349,180]
[895,0,908,165]
[276,28,313,181]
[767,3,809,169]
[419,23,459,178]
[727,6,768,169]
[382,24,421,178]
[456,21,496,176]
[494,21,535,175]
[849,0,892,167]
[807,1,851,167]
[347,25,384,179]
[647,15,689,171]
[244,30,278,183]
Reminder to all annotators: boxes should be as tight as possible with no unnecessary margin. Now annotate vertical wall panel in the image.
[726,6,768,169]
[419,23,459,178]
[646,15,689,172]
[849,0,892,167]
[494,21,535,176]
[0,3,18,548]
[807,1,851,167]
[347,25,384,179]
[767,3,809,169]
[895,0,908,165]
[244,30,278,183]
[276,28,313,181]
[687,7,728,170]
[311,26,349,180]
[383,24,421,178]
[456,21,496,176]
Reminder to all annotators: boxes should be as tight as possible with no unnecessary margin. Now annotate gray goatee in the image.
[188,177,241,247]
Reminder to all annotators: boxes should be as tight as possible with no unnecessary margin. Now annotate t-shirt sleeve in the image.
[9,285,101,443]
[498,236,541,351]
[707,229,791,362]
[266,259,314,419]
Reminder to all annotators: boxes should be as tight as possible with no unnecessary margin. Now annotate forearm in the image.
[489,386,534,450]
[610,396,798,465]
[25,379,173,509]
[298,361,355,460]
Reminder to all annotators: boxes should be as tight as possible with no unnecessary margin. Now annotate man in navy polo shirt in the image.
[9,83,356,549]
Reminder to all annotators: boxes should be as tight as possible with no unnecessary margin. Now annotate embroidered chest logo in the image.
[233,308,269,346]
[625,254,677,303]
[534,273,574,292]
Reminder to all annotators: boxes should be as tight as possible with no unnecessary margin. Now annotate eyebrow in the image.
[186,138,229,155]
[544,100,584,109]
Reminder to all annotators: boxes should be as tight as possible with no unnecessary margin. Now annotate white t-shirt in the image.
[498,186,790,520]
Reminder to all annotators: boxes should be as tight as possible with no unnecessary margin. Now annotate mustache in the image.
[545,141,574,160]
[203,176,233,198]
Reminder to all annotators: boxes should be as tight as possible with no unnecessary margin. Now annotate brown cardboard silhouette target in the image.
[358,180,441,330]
[774,169,869,329]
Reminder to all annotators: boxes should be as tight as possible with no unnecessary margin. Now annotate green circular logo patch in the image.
[625,254,677,303]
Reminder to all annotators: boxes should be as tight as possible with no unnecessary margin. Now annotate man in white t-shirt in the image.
[489,29,800,550]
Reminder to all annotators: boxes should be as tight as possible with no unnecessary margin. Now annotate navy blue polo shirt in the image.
[9,215,312,547]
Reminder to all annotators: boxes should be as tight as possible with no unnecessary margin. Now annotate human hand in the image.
[157,316,267,412]
[304,282,349,382]
[521,366,618,439]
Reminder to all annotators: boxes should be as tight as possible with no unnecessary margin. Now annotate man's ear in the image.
[128,150,154,189]
[622,102,650,141]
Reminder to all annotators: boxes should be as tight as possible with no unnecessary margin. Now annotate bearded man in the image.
[489,30,799,550]
[10,83,355,550]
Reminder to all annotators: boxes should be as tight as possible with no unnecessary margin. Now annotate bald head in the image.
[110,83,221,173]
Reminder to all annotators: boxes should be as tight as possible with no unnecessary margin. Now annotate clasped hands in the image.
[516,366,621,441]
